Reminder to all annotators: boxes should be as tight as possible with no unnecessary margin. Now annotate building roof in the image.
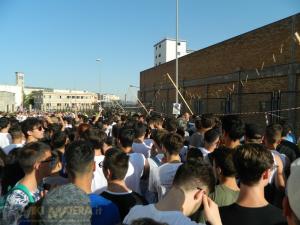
[153,38,187,47]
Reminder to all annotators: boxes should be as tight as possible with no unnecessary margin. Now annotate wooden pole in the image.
[129,88,149,115]
[166,73,194,115]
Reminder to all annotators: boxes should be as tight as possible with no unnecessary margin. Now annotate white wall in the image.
[0,85,22,107]
[154,39,187,66]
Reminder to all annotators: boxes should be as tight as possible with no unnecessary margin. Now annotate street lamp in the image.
[175,0,179,104]
[96,58,102,109]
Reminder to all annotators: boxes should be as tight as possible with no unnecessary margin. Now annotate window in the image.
[49,95,51,99]
[60,96,62,99]
[177,42,181,46]
[177,52,180,56]
[72,96,75,99]
[159,62,161,65]
[159,44,161,48]
[158,54,161,57]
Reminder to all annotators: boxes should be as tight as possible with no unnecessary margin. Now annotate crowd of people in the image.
[0,110,299,225]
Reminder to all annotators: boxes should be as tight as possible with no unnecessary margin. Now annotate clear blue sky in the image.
[0,0,299,100]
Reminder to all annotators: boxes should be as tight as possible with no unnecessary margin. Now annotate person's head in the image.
[51,131,67,150]
[280,120,293,138]
[8,125,24,142]
[283,158,300,225]
[186,147,203,161]
[162,132,184,156]
[211,147,236,181]
[204,128,220,151]
[21,117,44,142]
[183,112,190,122]
[172,160,215,216]
[103,148,129,182]
[118,128,135,151]
[164,118,177,133]
[82,127,108,154]
[221,115,245,144]
[65,141,94,179]
[264,124,282,148]
[201,114,216,130]
[0,117,10,132]
[234,143,274,186]
[134,122,147,139]
[245,123,263,144]
[152,116,164,129]
[18,142,52,180]
[76,123,91,140]
[50,149,64,174]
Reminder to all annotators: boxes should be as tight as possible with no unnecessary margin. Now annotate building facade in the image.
[32,90,98,111]
[154,38,191,66]
[140,13,300,134]
[0,91,15,112]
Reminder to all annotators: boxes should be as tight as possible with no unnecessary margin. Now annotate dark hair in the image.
[51,149,64,168]
[279,120,292,137]
[164,118,177,132]
[134,122,147,138]
[186,147,203,161]
[21,117,42,138]
[201,114,216,129]
[0,117,10,130]
[1,148,24,195]
[152,129,168,148]
[118,128,135,148]
[18,142,51,173]
[103,148,129,180]
[8,125,23,140]
[51,131,67,149]
[212,147,236,177]
[81,127,107,152]
[65,141,94,177]
[234,143,274,185]
[173,159,215,193]
[204,128,220,145]
[222,115,245,141]
[245,123,262,142]
[264,124,282,145]
[163,133,184,155]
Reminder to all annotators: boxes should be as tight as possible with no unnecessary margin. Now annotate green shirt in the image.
[190,184,239,224]
[210,184,239,207]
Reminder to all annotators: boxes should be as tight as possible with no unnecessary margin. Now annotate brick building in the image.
[140,13,300,133]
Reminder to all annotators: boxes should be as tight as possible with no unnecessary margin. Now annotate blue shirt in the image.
[89,194,120,225]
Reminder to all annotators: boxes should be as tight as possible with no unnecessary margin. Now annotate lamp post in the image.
[96,58,102,110]
[175,0,179,104]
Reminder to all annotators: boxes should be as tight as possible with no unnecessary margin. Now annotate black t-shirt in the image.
[101,190,147,220]
[277,140,300,163]
[220,203,287,225]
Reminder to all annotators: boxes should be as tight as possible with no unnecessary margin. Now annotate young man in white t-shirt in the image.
[118,128,149,195]
[149,132,183,200]
[132,122,153,158]
[124,160,222,225]
[0,117,12,149]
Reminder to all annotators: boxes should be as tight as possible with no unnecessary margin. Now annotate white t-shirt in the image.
[3,144,24,155]
[124,153,146,195]
[91,155,107,194]
[132,139,153,158]
[199,147,210,158]
[149,162,182,200]
[123,204,200,225]
[0,133,12,149]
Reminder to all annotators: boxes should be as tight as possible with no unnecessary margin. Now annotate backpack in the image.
[0,183,35,219]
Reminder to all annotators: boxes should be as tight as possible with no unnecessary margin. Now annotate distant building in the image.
[0,72,24,110]
[98,93,120,102]
[32,89,98,111]
[154,38,192,66]
[0,91,15,112]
